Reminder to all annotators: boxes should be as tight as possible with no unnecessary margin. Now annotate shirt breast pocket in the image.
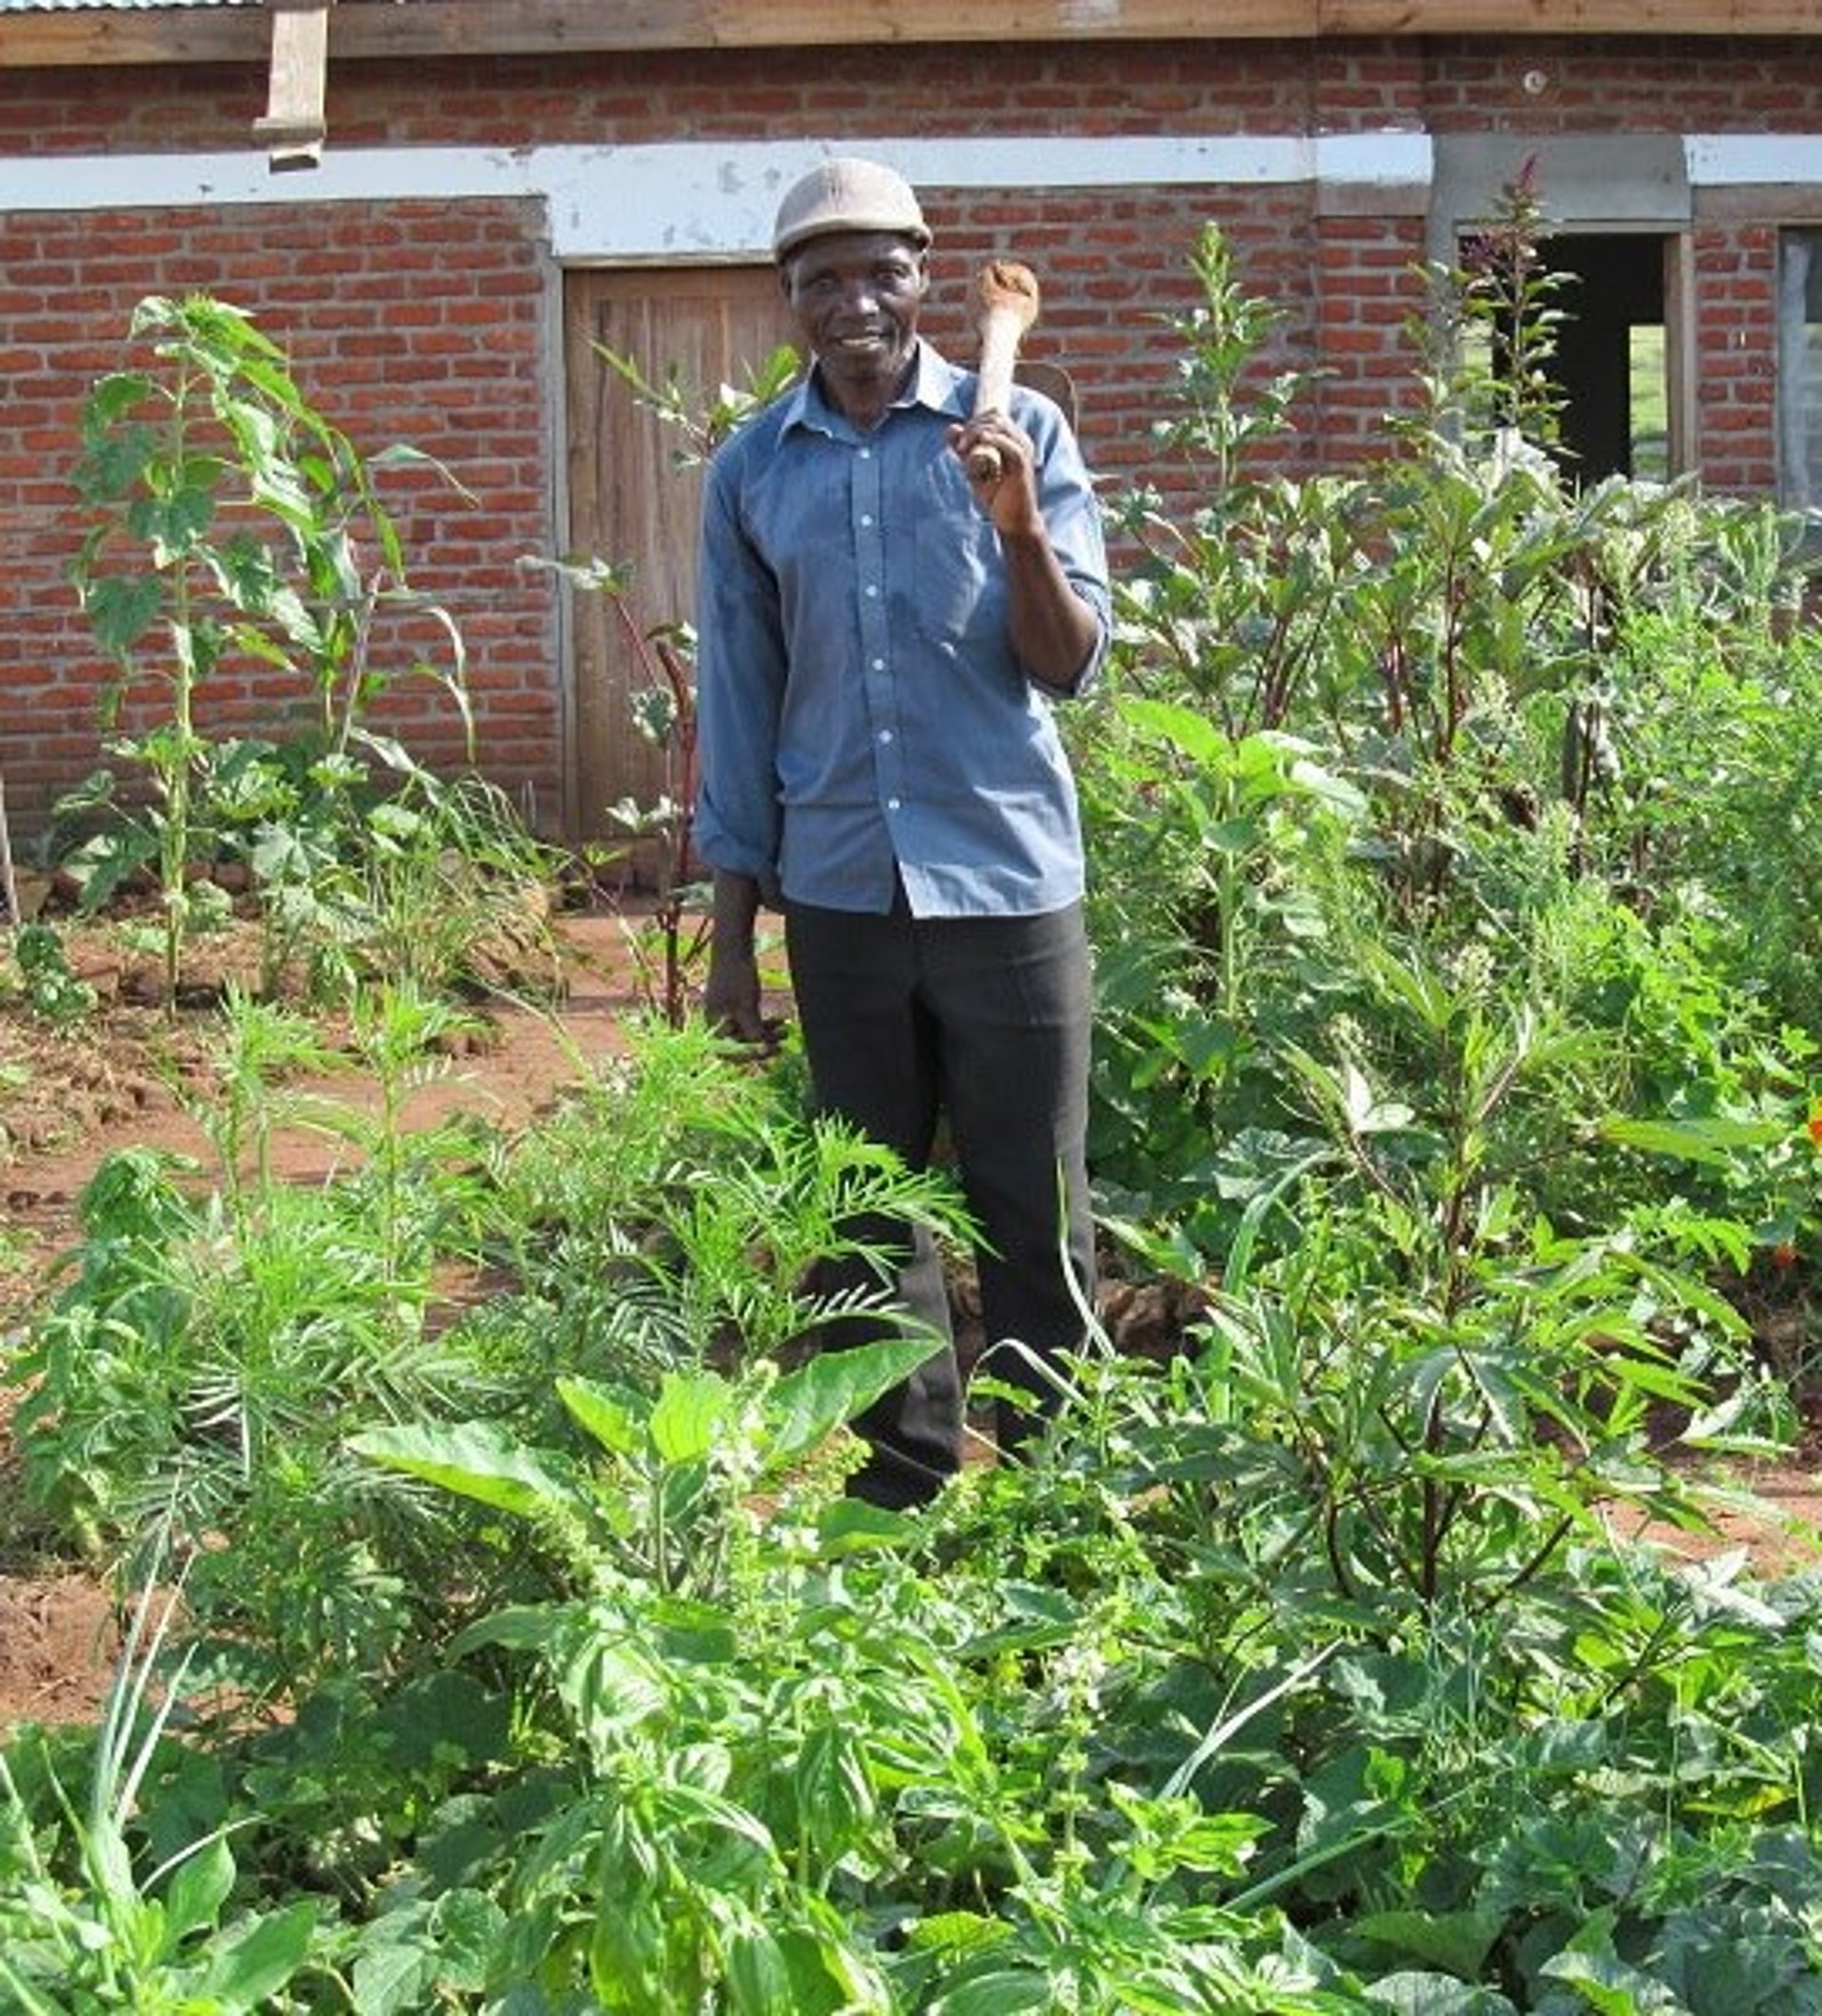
[909,482,1001,652]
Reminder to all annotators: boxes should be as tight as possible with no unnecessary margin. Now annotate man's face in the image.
[780,231,929,411]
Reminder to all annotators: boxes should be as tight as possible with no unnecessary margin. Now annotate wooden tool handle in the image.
[968,260,1040,482]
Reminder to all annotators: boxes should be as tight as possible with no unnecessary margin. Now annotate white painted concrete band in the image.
[4,134,1427,258]
[1,134,1816,256]
[1685,135,1822,186]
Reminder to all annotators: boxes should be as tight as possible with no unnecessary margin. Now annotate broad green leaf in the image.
[794,1721,877,1861]
[902,1911,1009,1957]
[84,369,156,428]
[648,1369,734,1465]
[350,1422,586,1520]
[192,1899,318,2010]
[1285,750,1368,816]
[129,480,218,564]
[764,1336,945,1469]
[159,1833,234,1951]
[812,1496,916,1555]
[422,1888,509,1993]
[349,1935,439,2016]
[1364,1972,1517,2013]
[447,1600,582,1661]
[556,1374,643,1457]
[80,572,164,658]
[928,1970,1055,2016]
[1355,1908,1506,1979]
[724,1919,795,2016]
[1539,1949,1679,2012]
[1121,693,1231,768]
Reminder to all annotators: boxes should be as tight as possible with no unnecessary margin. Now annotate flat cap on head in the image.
[772,157,931,261]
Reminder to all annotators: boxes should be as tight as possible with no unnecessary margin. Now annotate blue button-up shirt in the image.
[694,341,1110,917]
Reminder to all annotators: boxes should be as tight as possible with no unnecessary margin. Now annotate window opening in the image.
[1536,233,1671,485]
[1778,231,1822,518]
[1462,231,1674,484]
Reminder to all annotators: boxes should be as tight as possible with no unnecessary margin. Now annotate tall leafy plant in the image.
[66,293,474,1006]
[1083,181,1818,1283]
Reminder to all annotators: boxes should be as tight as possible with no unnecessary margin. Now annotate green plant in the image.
[65,292,474,1008]
[1084,186,1822,1304]
[345,1352,1359,2013]
[0,1565,318,2011]
[530,551,712,1026]
[254,754,562,1007]
[11,189,1822,2016]
[1082,697,1365,1268]
[6,922,98,1027]
[3,983,514,1693]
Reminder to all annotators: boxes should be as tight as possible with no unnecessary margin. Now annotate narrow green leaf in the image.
[1602,1115,1784,1166]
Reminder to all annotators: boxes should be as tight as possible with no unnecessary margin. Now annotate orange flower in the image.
[1773,1241,1800,1270]
[1808,1109,1822,1148]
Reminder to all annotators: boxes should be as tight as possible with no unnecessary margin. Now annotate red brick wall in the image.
[1,193,553,840]
[1695,223,1782,495]
[1,34,1817,843]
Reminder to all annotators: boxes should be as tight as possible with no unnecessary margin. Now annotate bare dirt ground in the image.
[1,906,1817,1736]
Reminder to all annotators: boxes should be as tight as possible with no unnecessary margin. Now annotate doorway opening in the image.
[1533,232,1678,484]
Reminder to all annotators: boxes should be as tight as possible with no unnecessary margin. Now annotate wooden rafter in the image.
[1,0,1817,70]
[252,0,333,172]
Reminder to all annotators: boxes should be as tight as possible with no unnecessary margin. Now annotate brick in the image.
[1,40,1817,844]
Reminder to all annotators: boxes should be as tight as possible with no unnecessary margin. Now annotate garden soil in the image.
[1,909,1817,1736]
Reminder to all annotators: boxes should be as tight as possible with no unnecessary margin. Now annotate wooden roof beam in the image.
[2,0,1818,70]
[252,0,332,172]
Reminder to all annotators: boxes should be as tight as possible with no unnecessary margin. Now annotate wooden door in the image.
[563,266,795,859]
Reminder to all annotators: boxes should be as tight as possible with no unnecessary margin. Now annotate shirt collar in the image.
[780,340,970,438]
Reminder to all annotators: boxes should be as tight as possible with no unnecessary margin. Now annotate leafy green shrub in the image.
[6,921,98,1027]
[64,292,496,1008]
[1079,197,1820,1302]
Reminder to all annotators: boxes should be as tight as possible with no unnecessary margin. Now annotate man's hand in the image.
[704,943,768,1043]
[704,868,771,1044]
[949,415,1042,540]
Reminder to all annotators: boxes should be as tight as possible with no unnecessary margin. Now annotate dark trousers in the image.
[785,894,1095,1508]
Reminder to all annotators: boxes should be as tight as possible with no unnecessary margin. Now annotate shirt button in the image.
[865,584,879,599]
[886,796,902,811]
[871,657,885,671]
[879,730,893,744]
[860,513,874,527]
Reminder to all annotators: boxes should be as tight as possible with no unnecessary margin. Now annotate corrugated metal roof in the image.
[0,2,257,12]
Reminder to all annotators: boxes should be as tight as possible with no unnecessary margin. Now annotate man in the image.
[694,157,1110,1508]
